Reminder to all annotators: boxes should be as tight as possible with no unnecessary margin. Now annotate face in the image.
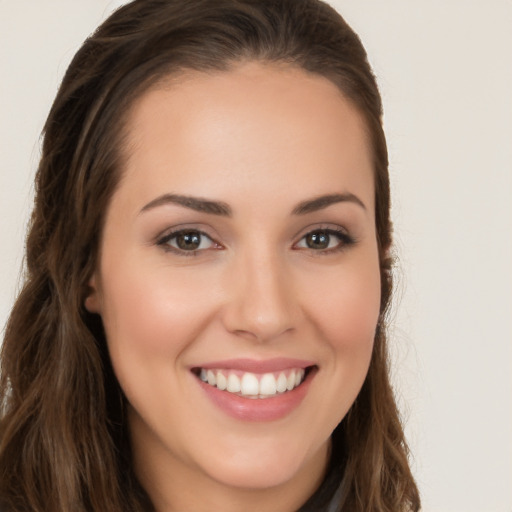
[86,62,381,506]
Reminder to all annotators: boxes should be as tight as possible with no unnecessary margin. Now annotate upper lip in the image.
[191,358,315,373]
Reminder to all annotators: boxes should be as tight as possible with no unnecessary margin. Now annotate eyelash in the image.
[156,227,356,257]
[156,229,220,256]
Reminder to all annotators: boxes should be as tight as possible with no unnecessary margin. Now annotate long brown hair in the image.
[0,1,420,510]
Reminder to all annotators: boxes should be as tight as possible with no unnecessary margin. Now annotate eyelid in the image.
[154,223,219,242]
[291,222,351,242]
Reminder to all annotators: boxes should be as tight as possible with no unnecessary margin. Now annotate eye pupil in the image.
[306,231,330,249]
[176,231,201,250]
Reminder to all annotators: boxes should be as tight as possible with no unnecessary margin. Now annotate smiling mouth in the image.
[192,367,314,399]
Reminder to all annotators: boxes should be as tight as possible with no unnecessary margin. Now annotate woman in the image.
[0,0,420,510]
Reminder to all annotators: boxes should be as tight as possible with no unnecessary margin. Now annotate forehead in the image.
[118,62,374,213]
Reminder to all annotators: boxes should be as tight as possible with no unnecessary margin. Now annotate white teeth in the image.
[197,367,308,398]
[286,370,296,391]
[276,372,287,393]
[216,372,227,390]
[227,373,241,393]
[241,373,259,395]
[259,373,277,395]
[207,370,216,386]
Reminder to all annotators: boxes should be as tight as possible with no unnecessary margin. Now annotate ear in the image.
[84,274,102,314]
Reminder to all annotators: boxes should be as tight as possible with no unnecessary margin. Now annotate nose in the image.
[220,249,298,343]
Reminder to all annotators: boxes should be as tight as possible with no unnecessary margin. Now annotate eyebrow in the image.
[140,191,366,217]
[292,193,366,215]
[140,194,232,216]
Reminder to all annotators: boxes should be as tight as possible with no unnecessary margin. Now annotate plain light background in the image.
[1,1,511,511]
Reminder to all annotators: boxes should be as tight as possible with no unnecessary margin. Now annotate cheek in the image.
[286,251,381,452]
[305,255,381,353]
[99,257,219,366]
[98,259,225,432]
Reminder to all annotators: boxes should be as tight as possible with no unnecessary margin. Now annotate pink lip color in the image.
[193,362,317,422]
[194,357,315,373]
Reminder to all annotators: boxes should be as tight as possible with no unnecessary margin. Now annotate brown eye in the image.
[305,231,331,249]
[159,230,217,253]
[175,231,202,250]
[295,228,355,253]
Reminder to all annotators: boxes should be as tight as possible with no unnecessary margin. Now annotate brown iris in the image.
[175,231,202,250]
[305,231,331,250]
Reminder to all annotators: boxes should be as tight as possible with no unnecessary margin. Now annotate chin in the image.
[199,437,326,491]
[208,461,300,490]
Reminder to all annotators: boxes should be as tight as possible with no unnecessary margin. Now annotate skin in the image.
[86,62,381,512]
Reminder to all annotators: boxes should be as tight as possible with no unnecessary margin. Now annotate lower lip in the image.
[195,369,316,422]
